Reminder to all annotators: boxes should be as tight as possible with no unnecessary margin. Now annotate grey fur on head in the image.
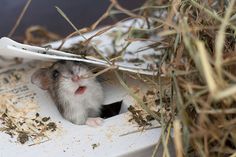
[31,61,104,125]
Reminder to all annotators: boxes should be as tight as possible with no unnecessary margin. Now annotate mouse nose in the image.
[72,75,80,82]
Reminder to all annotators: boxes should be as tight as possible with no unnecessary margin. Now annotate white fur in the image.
[32,61,104,125]
[57,75,103,125]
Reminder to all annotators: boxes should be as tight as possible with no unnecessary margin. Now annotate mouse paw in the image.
[85,117,103,127]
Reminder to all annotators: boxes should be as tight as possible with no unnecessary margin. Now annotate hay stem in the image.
[8,0,32,37]
[189,0,236,31]
[173,119,183,157]
[215,0,235,80]
[196,40,217,95]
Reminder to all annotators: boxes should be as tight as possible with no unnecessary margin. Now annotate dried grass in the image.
[81,0,236,156]
[20,0,236,156]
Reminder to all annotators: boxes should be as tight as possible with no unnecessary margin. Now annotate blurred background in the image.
[0,0,145,38]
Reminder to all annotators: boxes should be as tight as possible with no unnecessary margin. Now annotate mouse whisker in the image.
[82,66,118,79]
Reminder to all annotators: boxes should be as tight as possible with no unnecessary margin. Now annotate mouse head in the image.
[31,60,93,92]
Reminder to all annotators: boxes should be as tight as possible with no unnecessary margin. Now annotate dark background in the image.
[0,0,145,38]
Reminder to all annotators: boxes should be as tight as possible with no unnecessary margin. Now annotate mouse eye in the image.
[52,70,60,79]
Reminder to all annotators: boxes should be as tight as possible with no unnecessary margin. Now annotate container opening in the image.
[100,101,123,119]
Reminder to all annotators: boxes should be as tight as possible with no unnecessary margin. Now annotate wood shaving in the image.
[0,94,58,145]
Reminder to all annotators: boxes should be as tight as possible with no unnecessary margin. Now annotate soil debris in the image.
[91,143,100,149]
[17,132,29,144]
[0,94,58,145]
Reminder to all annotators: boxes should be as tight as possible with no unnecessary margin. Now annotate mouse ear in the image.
[31,68,50,90]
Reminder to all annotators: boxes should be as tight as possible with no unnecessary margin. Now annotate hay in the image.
[21,0,236,156]
[67,0,236,156]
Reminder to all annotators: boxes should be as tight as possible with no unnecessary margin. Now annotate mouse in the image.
[31,60,104,127]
